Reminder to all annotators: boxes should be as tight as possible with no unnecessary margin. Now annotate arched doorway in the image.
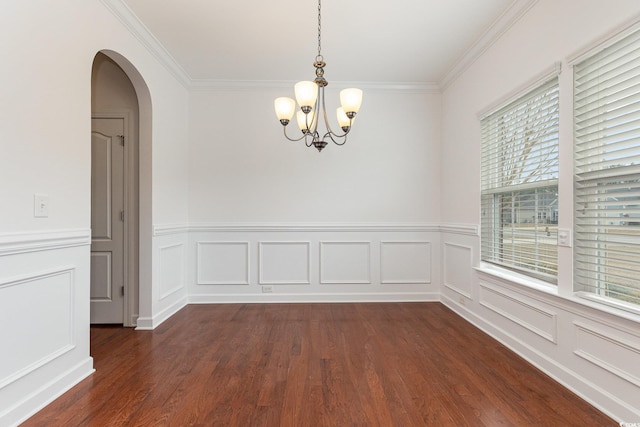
[90,50,152,327]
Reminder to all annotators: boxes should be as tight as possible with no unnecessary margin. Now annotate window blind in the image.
[574,29,640,307]
[481,78,559,281]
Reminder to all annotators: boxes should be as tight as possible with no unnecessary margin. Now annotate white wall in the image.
[186,85,441,301]
[0,0,189,424]
[440,0,640,421]
[188,86,440,224]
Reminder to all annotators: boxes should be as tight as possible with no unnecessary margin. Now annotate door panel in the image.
[91,117,125,324]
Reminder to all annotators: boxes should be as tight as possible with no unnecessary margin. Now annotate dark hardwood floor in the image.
[23,303,615,426]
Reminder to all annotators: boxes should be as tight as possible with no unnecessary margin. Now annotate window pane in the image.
[574,28,640,308]
[481,78,559,282]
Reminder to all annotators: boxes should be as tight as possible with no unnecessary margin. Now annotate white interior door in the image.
[91,117,125,324]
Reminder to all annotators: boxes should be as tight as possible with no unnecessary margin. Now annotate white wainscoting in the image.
[440,223,640,422]
[574,321,640,388]
[479,280,558,343]
[259,241,310,285]
[187,224,440,303]
[0,267,75,388]
[380,241,431,284]
[137,228,189,331]
[443,242,473,299]
[0,229,93,427]
[320,241,371,285]
[159,243,185,300]
[198,241,249,285]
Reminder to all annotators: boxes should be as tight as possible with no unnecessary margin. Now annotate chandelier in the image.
[274,0,363,152]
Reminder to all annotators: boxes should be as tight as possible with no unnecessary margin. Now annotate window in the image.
[574,29,640,307]
[481,78,560,282]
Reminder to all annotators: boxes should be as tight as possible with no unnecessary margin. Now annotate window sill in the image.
[571,292,640,324]
[475,265,640,325]
[475,264,558,296]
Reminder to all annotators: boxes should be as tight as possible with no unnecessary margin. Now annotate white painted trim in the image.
[158,243,185,300]
[443,242,473,299]
[188,292,439,304]
[135,296,187,330]
[258,241,311,285]
[154,224,190,236]
[0,229,91,256]
[440,223,479,236]
[3,358,94,427]
[186,223,438,233]
[380,241,432,284]
[0,267,77,388]
[479,280,558,343]
[319,241,372,285]
[439,0,539,90]
[189,79,440,93]
[196,241,250,285]
[573,321,640,388]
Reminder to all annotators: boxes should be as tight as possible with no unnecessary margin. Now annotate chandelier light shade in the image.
[274,0,363,152]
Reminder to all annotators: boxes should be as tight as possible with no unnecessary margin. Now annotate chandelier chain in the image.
[317,0,322,60]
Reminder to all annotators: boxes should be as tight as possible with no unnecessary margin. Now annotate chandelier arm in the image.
[306,132,319,148]
[323,131,348,146]
[282,126,309,143]
[319,86,339,138]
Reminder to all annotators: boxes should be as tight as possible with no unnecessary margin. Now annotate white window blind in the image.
[574,29,640,307]
[481,78,560,281]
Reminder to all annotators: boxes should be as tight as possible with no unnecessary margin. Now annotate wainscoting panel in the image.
[574,321,640,388]
[443,242,472,298]
[0,267,75,388]
[159,243,185,300]
[380,241,431,284]
[197,241,249,285]
[479,280,557,343]
[320,241,371,285]
[187,224,439,302]
[259,242,310,285]
[0,230,93,427]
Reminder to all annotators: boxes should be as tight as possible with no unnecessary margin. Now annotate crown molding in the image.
[99,0,192,88]
[439,0,538,91]
[189,79,440,94]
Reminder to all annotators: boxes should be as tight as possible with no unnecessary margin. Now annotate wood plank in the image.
[23,303,616,426]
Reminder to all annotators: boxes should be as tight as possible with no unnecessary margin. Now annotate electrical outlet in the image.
[262,285,273,293]
[458,295,466,305]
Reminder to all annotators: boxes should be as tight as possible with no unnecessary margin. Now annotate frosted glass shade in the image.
[294,81,318,109]
[274,97,296,121]
[336,107,351,128]
[340,88,363,115]
[297,110,315,132]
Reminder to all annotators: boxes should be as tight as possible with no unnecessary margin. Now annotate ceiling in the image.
[116,0,532,86]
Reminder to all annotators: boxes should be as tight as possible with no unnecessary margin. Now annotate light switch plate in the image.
[558,228,571,247]
[34,194,49,218]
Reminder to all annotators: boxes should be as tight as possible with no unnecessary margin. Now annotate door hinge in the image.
[120,211,125,221]
[118,135,125,146]
[121,286,125,296]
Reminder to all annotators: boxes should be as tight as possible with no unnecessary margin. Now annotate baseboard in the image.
[135,296,188,330]
[188,292,440,304]
[2,357,94,427]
